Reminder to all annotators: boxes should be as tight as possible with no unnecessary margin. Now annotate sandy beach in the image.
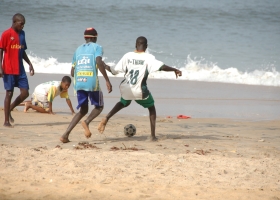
[0,74,280,199]
[1,0,280,198]
[0,107,280,200]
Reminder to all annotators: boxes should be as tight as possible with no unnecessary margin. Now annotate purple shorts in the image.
[76,90,104,109]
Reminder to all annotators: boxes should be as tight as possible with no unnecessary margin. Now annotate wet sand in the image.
[1,73,280,120]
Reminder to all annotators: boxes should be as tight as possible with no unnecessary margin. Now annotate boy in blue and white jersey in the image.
[60,28,112,143]
[72,42,102,93]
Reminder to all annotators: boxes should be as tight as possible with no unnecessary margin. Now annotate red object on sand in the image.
[177,115,191,119]
[166,116,172,118]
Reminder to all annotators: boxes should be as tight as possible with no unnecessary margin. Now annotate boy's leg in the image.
[23,102,31,112]
[23,101,32,112]
[82,106,103,138]
[81,91,104,138]
[9,88,29,123]
[24,103,48,113]
[60,104,88,143]
[98,102,126,133]
[3,90,14,127]
[135,94,157,141]
[19,100,32,107]
[10,88,29,110]
[148,105,157,141]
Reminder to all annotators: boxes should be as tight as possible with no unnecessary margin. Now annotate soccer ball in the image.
[124,124,136,137]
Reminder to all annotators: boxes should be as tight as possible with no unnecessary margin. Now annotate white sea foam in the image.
[24,54,280,87]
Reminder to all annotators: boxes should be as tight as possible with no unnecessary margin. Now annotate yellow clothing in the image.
[33,81,69,103]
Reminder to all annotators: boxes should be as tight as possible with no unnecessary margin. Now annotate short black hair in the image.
[136,36,147,46]
[13,13,25,22]
[62,76,71,84]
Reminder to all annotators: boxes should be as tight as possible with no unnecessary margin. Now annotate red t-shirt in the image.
[0,28,27,75]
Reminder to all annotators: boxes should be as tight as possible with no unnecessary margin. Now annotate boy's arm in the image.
[160,65,182,78]
[102,61,112,73]
[48,102,54,115]
[71,67,74,77]
[71,53,76,77]
[66,99,75,115]
[23,51,34,76]
[0,49,3,77]
[96,56,112,93]
[47,86,57,114]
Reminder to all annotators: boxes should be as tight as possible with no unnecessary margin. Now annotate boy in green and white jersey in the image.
[98,36,182,141]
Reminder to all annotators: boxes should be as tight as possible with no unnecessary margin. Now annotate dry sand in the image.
[0,108,280,200]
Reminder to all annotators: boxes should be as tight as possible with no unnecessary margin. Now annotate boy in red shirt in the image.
[0,13,35,127]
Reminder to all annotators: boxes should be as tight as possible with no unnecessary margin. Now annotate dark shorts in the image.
[3,73,29,91]
[120,93,155,108]
[77,90,104,109]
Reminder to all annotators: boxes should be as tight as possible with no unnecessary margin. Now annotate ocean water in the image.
[0,0,280,86]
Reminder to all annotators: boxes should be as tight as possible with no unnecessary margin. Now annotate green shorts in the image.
[120,94,154,108]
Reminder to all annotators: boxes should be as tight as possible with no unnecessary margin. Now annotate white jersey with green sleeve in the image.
[110,52,164,100]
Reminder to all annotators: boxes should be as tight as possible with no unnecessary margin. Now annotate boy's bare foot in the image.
[3,122,14,128]
[60,137,70,143]
[98,118,108,134]
[149,136,158,141]
[81,121,92,138]
[23,102,30,113]
[9,114,14,123]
